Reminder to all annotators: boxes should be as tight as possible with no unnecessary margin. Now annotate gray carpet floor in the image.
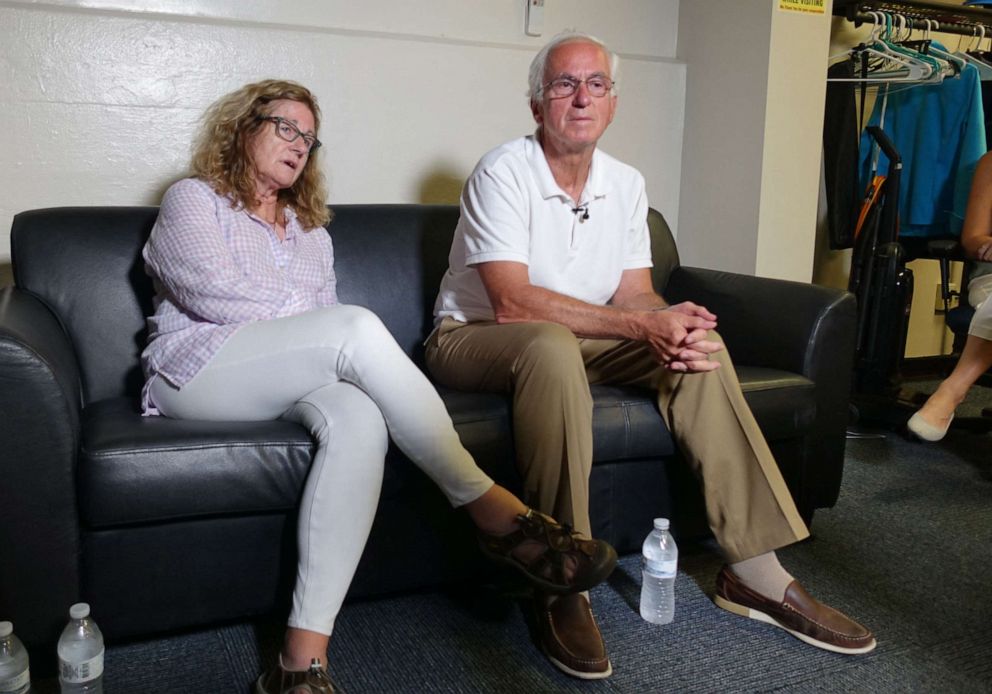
[30,407,992,693]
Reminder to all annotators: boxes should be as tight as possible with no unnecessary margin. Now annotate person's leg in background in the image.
[909,278,992,441]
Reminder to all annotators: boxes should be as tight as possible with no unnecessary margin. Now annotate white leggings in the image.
[149,305,494,635]
[968,274,992,341]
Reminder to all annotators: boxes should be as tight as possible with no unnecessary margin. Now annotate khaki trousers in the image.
[425,318,809,562]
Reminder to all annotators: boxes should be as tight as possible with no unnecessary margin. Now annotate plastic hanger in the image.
[911,19,967,79]
[962,24,992,77]
[883,14,946,83]
[827,12,933,83]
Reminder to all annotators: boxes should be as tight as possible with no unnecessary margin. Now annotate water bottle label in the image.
[60,652,104,683]
[0,669,30,691]
[643,558,677,576]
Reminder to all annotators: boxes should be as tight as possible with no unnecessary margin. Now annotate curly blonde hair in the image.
[190,79,331,230]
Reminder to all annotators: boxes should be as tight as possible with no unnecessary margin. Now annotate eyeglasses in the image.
[542,75,615,99]
[259,116,322,152]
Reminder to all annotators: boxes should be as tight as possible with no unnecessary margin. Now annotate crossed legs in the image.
[150,306,504,670]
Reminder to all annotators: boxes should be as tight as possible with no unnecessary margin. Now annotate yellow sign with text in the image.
[779,0,825,13]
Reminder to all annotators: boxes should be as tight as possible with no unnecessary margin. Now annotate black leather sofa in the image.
[0,204,856,651]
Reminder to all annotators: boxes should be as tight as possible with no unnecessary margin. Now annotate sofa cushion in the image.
[440,383,680,466]
[79,365,812,530]
[590,368,814,462]
[446,383,682,462]
[737,366,816,440]
[79,398,315,528]
[79,384,678,528]
[591,385,676,460]
[330,205,460,364]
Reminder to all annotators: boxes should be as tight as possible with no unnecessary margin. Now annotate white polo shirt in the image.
[434,135,653,323]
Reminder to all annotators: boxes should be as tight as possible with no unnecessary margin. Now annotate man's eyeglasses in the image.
[259,116,322,152]
[542,76,615,99]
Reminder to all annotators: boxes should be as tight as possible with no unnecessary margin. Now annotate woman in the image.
[908,151,992,442]
[141,80,616,693]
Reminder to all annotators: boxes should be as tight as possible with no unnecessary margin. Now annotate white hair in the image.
[527,31,620,105]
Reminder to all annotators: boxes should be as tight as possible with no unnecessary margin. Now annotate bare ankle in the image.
[282,627,329,672]
[465,486,529,535]
[280,653,318,672]
[921,388,962,422]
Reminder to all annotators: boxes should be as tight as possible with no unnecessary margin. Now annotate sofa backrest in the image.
[12,207,159,405]
[329,205,464,365]
[10,204,678,406]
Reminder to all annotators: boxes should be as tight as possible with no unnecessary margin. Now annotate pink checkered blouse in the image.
[140,177,337,414]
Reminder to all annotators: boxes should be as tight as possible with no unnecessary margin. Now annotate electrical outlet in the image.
[934,281,959,314]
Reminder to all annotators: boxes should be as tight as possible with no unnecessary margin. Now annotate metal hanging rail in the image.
[834,0,992,36]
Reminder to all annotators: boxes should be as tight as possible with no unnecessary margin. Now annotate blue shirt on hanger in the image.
[859,47,987,239]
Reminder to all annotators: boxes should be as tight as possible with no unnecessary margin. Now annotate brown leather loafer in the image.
[533,593,612,679]
[714,566,876,654]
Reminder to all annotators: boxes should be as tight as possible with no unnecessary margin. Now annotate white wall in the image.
[0,0,685,286]
[677,0,832,282]
[756,5,833,281]
[677,1,771,276]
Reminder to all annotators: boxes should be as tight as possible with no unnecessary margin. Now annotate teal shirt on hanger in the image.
[859,45,987,239]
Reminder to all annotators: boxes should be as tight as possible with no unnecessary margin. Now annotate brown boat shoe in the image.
[479,509,617,594]
[533,592,612,679]
[714,566,876,655]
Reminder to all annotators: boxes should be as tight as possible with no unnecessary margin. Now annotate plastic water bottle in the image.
[58,603,104,693]
[640,517,678,625]
[0,622,30,694]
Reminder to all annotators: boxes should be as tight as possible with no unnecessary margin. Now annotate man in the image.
[426,32,875,679]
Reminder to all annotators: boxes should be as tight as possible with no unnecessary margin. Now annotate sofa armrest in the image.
[664,266,857,517]
[0,286,84,647]
[664,266,856,377]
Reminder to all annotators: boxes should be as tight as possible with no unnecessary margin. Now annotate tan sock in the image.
[728,552,793,602]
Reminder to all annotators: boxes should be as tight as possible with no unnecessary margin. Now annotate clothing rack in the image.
[834,0,992,36]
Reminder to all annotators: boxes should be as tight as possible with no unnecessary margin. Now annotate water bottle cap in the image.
[69,602,91,620]
[653,518,670,530]
[0,621,11,637]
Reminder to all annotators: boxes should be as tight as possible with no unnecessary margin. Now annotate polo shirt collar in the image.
[585,151,610,200]
[527,133,612,204]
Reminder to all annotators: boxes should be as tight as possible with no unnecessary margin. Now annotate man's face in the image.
[533,41,617,155]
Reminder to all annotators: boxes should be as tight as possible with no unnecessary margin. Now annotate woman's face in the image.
[247,99,317,196]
